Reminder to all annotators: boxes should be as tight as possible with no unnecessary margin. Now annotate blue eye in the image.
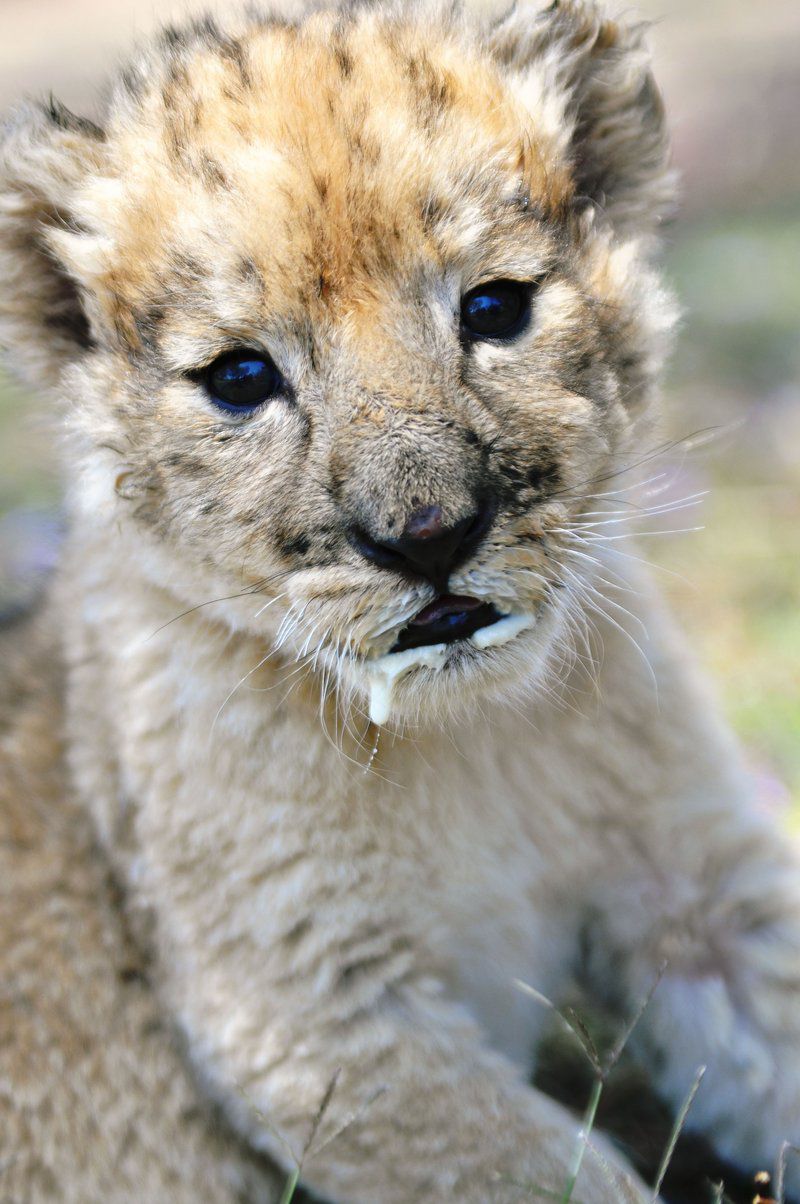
[204,350,283,411]
[460,280,532,340]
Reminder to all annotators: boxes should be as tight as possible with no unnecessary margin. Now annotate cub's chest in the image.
[366,762,580,1062]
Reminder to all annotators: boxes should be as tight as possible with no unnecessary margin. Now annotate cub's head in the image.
[0,0,676,725]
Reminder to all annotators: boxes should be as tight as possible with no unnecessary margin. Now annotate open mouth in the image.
[390,594,503,653]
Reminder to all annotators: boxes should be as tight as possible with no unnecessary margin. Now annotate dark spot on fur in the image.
[199,500,221,515]
[420,193,444,229]
[160,24,184,49]
[328,467,344,504]
[527,460,561,493]
[333,43,353,78]
[329,15,354,78]
[164,452,204,475]
[184,14,223,48]
[42,307,94,352]
[118,965,147,984]
[163,56,191,100]
[282,534,311,558]
[463,429,480,447]
[133,304,166,349]
[198,152,230,190]
[335,935,413,991]
[171,253,207,289]
[405,53,454,131]
[282,916,313,946]
[119,65,146,102]
[238,256,262,285]
[349,128,381,166]
[217,35,253,89]
[44,96,105,141]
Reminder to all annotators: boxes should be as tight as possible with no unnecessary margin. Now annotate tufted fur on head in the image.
[0,0,678,724]
[0,2,675,381]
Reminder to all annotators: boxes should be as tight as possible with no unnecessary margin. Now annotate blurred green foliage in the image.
[654,204,800,816]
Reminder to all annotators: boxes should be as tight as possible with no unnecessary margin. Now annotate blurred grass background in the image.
[0,0,797,814]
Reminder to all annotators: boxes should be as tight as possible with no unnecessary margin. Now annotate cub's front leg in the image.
[158,870,645,1203]
[192,975,648,1203]
[594,793,800,1197]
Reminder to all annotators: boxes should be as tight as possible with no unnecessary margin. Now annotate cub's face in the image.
[0,2,676,724]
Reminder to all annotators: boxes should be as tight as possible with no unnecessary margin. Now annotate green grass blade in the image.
[651,1065,705,1201]
[561,1075,603,1204]
[278,1167,300,1204]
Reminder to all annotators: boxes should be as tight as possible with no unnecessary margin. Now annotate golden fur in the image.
[0,2,798,1201]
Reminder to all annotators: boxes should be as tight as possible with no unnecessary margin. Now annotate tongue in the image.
[410,594,483,626]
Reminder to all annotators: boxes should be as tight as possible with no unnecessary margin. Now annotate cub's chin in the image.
[346,598,563,729]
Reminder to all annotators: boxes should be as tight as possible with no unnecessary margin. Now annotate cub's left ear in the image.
[488,0,676,238]
[0,99,107,389]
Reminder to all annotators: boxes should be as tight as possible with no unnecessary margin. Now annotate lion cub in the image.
[1,2,798,1201]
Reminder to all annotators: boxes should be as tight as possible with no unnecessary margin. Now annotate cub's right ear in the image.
[0,99,106,390]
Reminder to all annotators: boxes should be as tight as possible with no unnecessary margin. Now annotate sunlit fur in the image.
[1,3,799,1203]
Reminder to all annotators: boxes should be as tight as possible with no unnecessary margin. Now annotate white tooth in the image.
[470,613,535,650]
[365,613,535,725]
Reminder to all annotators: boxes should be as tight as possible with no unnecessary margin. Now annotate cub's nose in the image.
[350,502,494,590]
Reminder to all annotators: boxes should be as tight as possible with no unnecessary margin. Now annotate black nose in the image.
[351,502,494,589]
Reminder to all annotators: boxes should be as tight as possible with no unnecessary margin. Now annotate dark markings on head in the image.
[347,126,381,167]
[119,65,147,103]
[133,303,166,349]
[44,96,105,141]
[492,453,562,510]
[105,287,143,355]
[43,308,95,351]
[281,534,311,559]
[330,15,354,78]
[217,35,253,90]
[526,458,561,494]
[160,25,185,50]
[238,257,263,287]
[171,253,207,287]
[420,192,444,230]
[404,52,454,130]
[198,152,230,190]
[163,55,191,101]
[185,15,223,49]
[330,26,354,80]
[334,44,354,78]
[164,452,204,476]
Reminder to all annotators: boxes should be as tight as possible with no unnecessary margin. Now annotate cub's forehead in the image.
[80,10,570,342]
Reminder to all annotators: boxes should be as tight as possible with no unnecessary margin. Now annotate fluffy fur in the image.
[0,2,798,1201]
